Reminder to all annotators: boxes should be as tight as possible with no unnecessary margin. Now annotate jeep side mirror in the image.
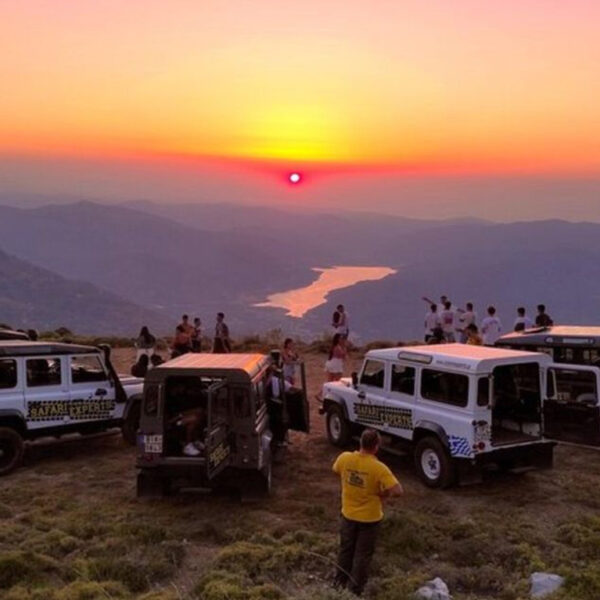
[351,371,358,388]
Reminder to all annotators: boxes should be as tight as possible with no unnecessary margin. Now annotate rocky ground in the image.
[1,347,600,600]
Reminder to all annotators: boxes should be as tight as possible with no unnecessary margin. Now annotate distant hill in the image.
[0,247,171,334]
[1,200,600,339]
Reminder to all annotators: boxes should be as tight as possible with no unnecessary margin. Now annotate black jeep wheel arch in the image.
[412,421,450,450]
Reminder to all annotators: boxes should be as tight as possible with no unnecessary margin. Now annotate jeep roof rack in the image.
[0,340,99,356]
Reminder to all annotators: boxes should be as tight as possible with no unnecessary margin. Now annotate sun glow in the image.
[1,2,600,174]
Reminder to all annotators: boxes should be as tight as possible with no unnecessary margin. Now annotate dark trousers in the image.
[335,516,380,596]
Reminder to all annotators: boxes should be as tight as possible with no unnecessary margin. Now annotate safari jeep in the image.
[0,340,144,475]
[497,326,600,445]
[320,344,556,488]
[136,352,310,497]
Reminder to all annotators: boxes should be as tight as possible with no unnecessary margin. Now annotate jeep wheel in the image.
[122,401,141,446]
[414,436,455,489]
[326,405,351,447]
[0,428,24,476]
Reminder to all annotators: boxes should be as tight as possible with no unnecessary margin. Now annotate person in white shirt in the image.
[424,304,441,342]
[439,301,456,343]
[481,306,502,346]
[514,307,534,332]
[457,302,477,343]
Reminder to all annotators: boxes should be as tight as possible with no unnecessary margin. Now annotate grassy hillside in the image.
[0,248,172,335]
[1,348,599,600]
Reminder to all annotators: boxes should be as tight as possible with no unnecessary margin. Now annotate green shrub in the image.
[0,552,58,589]
[55,580,127,600]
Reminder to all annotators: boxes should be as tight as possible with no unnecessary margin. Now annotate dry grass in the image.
[1,347,600,599]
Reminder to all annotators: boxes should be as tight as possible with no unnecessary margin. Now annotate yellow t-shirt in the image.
[332,451,400,523]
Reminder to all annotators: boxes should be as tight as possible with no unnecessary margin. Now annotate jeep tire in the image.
[0,427,24,476]
[414,436,455,489]
[122,401,141,446]
[326,404,352,447]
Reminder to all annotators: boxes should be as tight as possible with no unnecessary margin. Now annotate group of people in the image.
[129,312,233,376]
[422,295,554,347]
[171,312,232,357]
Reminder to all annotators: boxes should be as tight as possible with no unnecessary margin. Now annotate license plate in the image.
[143,434,163,454]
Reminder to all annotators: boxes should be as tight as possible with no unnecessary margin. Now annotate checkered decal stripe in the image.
[353,403,413,430]
[448,435,472,458]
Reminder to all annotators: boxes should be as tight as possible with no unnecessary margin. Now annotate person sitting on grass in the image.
[130,353,149,378]
[466,323,483,346]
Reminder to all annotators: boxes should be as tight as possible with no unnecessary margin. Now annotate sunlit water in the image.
[255,266,397,318]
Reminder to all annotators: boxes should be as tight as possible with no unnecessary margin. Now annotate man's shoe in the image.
[183,442,201,456]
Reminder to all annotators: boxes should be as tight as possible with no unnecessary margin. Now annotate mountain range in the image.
[0,199,598,340]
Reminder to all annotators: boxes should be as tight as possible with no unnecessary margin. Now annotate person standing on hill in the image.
[282,338,299,385]
[213,312,231,353]
[424,304,441,342]
[333,429,403,596]
[135,326,156,360]
[481,306,502,346]
[191,317,202,352]
[422,294,450,314]
[325,334,347,382]
[179,314,195,337]
[440,301,456,343]
[535,304,554,327]
[457,302,477,343]
[171,325,192,358]
[332,304,350,339]
[514,307,534,332]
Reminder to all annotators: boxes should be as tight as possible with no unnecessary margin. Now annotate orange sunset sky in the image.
[1,1,599,219]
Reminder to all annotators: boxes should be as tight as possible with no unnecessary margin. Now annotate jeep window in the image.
[391,364,415,396]
[212,386,230,423]
[421,369,469,407]
[548,367,596,404]
[360,360,386,388]
[232,387,250,418]
[26,358,62,387]
[70,355,108,384]
[555,347,600,366]
[144,384,160,416]
[477,377,490,407]
[0,359,17,389]
[254,377,266,408]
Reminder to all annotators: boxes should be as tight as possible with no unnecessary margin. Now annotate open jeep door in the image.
[544,364,600,445]
[205,381,232,480]
[285,362,310,433]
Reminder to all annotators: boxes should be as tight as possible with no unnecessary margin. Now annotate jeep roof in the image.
[0,340,100,357]
[147,353,270,383]
[497,326,600,347]
[366,344,550,374]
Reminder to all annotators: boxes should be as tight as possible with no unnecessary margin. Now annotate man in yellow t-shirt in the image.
[332,429,403,595]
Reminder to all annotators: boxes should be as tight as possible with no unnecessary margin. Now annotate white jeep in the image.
[320,344,561,488]
[0,340,144,474]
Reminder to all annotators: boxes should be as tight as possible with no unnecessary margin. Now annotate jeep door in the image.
[544,364,600,445]
[0,357,24,420]
[351,359,388,431]
[206,382,232,480]
[385,363,417,438]
[68,354,118,423]
[24,356,67,430]
[284,362,310,433]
